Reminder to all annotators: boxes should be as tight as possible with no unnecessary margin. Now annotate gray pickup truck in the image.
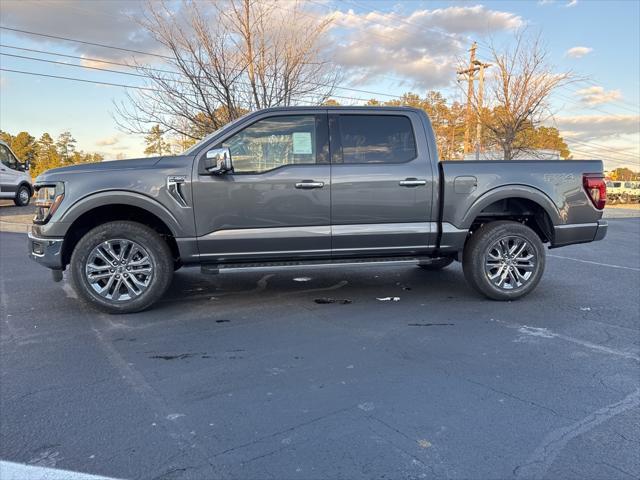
[28,107,608,313]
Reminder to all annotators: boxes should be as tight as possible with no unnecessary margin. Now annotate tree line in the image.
[4,1,591,169]
[142,90,571,160]
[0,130,104,178]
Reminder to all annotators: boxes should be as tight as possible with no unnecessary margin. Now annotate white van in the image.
[0,140,33,206]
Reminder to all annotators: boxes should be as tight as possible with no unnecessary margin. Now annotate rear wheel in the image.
[418,257,454,270]
[462,221,545,301]
[14,184,31,206]
[70,221,173,313]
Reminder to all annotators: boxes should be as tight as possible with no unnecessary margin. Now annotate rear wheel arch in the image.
[462,187,560,244]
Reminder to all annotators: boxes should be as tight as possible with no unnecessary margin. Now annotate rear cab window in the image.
[334,115,417,164]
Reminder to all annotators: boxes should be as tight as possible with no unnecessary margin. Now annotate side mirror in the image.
[204,148,232,175]
[23,161,30,172]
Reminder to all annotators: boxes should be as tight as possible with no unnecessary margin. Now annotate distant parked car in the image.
[606,180,640,204]
[606,181,625,204]
[622,181,640,203]
[0,140,33,206]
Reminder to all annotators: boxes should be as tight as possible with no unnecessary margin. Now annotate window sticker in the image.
[292,132,313,154]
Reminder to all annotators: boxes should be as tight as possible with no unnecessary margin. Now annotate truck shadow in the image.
[159,264,474,308]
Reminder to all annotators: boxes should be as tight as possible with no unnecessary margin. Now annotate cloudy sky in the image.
[0,0,638,170]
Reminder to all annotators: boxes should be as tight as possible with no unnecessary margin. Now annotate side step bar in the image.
[201,256,450,275]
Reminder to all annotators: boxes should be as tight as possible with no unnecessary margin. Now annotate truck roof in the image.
[255,105,425,114]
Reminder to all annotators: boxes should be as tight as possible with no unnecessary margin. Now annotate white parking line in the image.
[0,461,121,480]
[515,389,640,479]
[548,254,640,272]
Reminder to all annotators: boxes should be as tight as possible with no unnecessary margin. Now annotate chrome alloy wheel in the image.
[18,188,30,204]
[85,239,153,301]
[484,236,536,290]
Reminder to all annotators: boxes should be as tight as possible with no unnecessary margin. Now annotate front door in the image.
[192,113,331,262]
[329,111,435,256]
[0,144,19,198]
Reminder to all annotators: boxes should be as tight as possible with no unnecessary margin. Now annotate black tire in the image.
[13,184,31,206]
[70,221,173,314]
[418,257,454,270]
[462,221,545,301]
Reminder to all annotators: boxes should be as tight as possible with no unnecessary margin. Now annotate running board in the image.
[200,256,447,275]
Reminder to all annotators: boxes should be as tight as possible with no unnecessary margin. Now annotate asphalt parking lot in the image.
[1,218,639,480]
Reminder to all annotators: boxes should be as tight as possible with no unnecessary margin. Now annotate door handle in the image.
[399,178,427,187]
[295,181,324,189]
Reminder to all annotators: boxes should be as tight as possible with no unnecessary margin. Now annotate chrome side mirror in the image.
[204,148,232,175]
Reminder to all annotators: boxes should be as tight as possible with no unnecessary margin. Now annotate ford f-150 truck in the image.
[28,107,608,313]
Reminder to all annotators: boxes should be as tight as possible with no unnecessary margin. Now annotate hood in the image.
[36,156,164,182]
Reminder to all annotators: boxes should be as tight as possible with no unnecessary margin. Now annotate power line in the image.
[565,138,640,159]
[0,43,404,100]
[0,43,180,75]
[0,54,391,105]
[0,25,172,60]
[0,26,408,101]
[0,67,162,92]
[0,67,380,106]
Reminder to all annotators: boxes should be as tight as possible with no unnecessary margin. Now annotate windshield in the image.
[184,114,252,155]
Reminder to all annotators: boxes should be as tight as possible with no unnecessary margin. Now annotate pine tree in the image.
[144,125,170,156]
[56,131,77,163]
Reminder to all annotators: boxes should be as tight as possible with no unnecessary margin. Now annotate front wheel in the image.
[70,221,174,313]
[14,185,31,206]
[462,221,545,301]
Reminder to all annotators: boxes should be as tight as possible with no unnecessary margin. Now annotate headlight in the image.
[33,182,65,224]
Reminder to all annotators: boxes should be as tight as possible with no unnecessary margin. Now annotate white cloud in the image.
[95,136,119,147]
[0,0,161,63]
[575,86,622,105]
[329,5,522,89]
[566,46,593,58]
[556,114,640,140]
[565,0,578,7]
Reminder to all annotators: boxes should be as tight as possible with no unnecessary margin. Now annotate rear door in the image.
[329,111,435,256]
[192,112,331,262]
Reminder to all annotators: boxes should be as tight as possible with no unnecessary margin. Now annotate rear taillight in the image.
[583,173,607,210]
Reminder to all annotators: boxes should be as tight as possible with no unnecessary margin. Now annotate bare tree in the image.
[115,0,339,139]
[469,32,575,160]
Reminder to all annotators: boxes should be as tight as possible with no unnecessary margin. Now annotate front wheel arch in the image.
[61,204,180,268]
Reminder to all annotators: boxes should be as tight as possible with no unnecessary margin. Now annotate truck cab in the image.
[0,140,33,206]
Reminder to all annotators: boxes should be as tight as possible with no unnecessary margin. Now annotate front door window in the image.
[221,115,318,174]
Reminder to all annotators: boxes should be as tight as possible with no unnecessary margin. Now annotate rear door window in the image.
[336,115,416,164]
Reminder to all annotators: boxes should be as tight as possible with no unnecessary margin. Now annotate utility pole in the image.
[457,42,478,154]
[474,61,491,160]
[457,42,491,158]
